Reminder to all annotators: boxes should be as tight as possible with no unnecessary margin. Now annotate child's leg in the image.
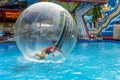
[35,49,46,59]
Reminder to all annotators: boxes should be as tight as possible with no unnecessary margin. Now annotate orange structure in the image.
[0,9,21,22]
[5,10,21,21]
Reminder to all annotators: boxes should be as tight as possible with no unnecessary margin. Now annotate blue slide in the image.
[102,15,120,36]
[101,0,120,37]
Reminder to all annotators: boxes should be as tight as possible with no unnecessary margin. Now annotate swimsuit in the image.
[46,46,55,54]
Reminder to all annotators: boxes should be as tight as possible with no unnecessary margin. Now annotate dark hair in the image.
[52,40,57,44]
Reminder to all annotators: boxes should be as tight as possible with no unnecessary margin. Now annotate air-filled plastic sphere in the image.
[14,2,77,62]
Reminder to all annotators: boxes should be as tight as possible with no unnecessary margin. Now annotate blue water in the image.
[0,40,120,80]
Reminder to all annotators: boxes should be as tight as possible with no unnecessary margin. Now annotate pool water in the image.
[0,40,120,80]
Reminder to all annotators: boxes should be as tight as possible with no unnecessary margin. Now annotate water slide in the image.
[89,0,120,36]
[101,0,120,39]
[101,14,120,38]
[75,3,94,39]
[101,25,113,39]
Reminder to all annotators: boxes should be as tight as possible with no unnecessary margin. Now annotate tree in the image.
[92,6,102,27]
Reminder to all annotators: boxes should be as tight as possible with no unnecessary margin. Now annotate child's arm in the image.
[55,47,64,53]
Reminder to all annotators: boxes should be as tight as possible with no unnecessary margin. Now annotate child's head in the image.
[52,40,57,45]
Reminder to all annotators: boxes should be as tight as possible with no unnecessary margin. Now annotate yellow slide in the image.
[89,4,120,34]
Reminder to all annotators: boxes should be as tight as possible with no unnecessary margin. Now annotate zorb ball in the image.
[14,2,77,62]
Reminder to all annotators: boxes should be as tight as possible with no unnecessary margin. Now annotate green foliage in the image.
[92,6,102,26]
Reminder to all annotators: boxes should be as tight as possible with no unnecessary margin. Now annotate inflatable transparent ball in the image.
[14,2,77,62]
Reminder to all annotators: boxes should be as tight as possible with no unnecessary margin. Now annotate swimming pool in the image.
[0,40,120,80]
